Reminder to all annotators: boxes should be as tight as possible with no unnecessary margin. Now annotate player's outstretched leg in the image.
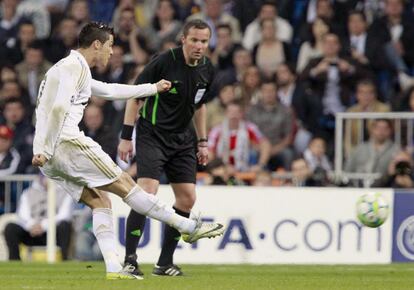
[98,172,225,241]
[122,185,225,240]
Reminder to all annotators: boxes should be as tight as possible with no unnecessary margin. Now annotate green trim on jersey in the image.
[152,93,159,125]
[170,48,176,61]
[142,98,148,119]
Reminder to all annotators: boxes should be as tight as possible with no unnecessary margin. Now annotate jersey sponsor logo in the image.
[194,88,206,104]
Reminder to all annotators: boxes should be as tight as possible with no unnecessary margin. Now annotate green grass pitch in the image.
[1,262,414,290]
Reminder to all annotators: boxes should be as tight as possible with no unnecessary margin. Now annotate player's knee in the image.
[176,194,196,210]
[138,178,159,194]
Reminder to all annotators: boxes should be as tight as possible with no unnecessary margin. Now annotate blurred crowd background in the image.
[0,0,414,193]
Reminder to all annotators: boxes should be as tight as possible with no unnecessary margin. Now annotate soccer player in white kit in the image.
[32,22,224,280]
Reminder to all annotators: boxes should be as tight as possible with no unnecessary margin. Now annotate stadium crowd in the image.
[1,0,414,206]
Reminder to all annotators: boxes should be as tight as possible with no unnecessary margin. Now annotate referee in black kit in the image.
[118,19,215,277]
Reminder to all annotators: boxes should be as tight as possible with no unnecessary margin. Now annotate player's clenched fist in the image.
[155,79,171,93]
[32,154,48,167]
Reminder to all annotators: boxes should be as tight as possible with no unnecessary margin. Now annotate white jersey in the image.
[33,50,157,159]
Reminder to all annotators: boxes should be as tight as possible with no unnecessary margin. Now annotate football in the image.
[356,193,389,228]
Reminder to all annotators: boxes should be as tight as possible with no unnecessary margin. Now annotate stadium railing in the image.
[0,174,38,214]
[335,112,414,187]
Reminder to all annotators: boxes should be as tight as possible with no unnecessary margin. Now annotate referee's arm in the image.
[194,104,207,141]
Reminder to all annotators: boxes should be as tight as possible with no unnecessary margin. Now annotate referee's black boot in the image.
[123,254,144,277]
[152,264,183,276]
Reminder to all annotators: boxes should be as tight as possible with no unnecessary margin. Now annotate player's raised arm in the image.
[90,79,171,100]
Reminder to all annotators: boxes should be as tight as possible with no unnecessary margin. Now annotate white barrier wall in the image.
[110,186,394,264]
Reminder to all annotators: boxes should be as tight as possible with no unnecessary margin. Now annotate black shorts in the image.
[135,119,197,183]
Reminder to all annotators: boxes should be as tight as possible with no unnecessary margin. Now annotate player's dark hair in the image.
[182,19,211,37]
[78,22,114,48]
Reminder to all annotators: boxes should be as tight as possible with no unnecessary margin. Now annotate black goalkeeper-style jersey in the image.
[135,47,215,133]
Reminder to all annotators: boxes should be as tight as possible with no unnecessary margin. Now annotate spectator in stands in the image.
[203,157,243,186]
[342,10,389,76]
[80,104,118,161]
[370,0,414,85]
[252,18,291,79]
[3,21,36,65]
[15,41,52,107]
[303,136,332,173]
[346,0,386,25]
[243,0,292,50]
[0,125,20,176]
[246,81,294,170]
[0,65,18,83]
[372,150,414,188]
[174,0,201,22]
[145,0,182,51]
[46,17,79,63]
[299,0,345,43]
[0,0,26,45]
[252,170,273,186]
[0,125,21,211]
[296,17,329,73]
[210,23,241,71]
[4,174,73,260]
[74,206,102,261]
[290,158,322,187]
[275,62,317,153]
[207,83,238,132]
[187,0,241,49]
[345,119,399,177]
[1,97,34,173]
[17,0,51,39]
[234,65,262,106]
[208,101,271,172]
[213,47,252,94]
[67,0,90,28]
[114,7,151,65]
[301,33,363,147]
[346,79,390,147]
[0,80,23,101]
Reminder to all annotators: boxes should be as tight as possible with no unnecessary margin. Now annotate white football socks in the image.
[92,208,122,273]
[123,186,196,234]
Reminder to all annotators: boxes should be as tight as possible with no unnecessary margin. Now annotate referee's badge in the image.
[194,88,206,104]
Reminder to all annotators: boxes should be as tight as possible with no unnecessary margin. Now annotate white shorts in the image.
[40,135,122,201]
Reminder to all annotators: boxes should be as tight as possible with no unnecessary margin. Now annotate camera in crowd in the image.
[395,161,412,176]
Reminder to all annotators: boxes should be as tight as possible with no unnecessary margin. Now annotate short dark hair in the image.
[182,19,211,37]
[216,23,232,34]
[348,10,367,22]
[4,97,24,108]
[26,40,44,51]
[78,22,114,48]
[261,0,277,10]
[356,79,377,91]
